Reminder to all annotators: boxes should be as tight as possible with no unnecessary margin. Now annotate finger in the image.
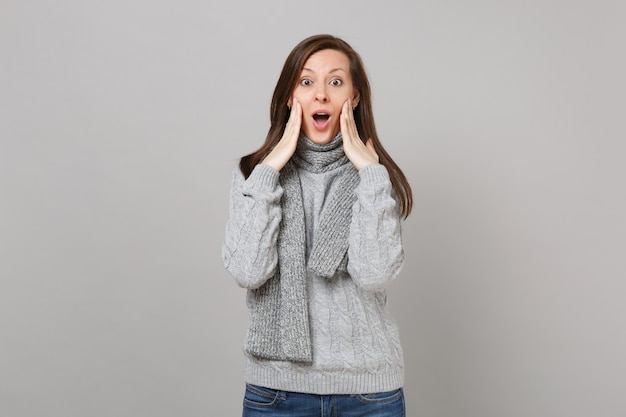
[291,97,300,116]
[287,98,297,123]
[340,100,348,123]
[340,101,350,139]
[294,99,302,123]
[345,99,355,126]
[285,99,302,137]
[341,100,358,142]
[293,100,302,135]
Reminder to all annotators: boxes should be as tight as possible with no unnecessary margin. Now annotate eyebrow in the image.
[301,67,347,74]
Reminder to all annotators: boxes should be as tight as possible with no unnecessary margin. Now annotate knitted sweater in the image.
[222,138,405,395]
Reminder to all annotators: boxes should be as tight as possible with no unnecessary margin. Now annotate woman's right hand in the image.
[261,98,301,171]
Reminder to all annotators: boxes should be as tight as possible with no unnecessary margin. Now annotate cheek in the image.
[332,89,353,105]
[333,101,346,117]
[292,87,309,101]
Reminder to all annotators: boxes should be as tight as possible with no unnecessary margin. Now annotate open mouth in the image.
[312,113,330,122]
[312,112,331,130]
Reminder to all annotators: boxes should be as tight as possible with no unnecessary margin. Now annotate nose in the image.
[314,85,328,102]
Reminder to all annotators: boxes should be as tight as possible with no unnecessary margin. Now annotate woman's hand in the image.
[261,98,302,171]
[341,99,379,170]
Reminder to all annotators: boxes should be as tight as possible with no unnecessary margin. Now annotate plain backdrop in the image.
[1,1,625,416]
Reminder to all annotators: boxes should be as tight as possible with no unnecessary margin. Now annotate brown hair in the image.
[239,34,412,218]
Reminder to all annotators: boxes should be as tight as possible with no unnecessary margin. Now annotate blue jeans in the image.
[242,384,405,417]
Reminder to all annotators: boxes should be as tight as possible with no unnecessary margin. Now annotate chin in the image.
[304,128,338,145]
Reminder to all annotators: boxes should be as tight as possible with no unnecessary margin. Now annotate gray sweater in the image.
[222,153,405,395]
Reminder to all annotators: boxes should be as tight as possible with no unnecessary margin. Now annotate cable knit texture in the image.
[244,133,359,363]
[222,133,405,394]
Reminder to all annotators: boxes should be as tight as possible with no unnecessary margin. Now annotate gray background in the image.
[1,1,625,416]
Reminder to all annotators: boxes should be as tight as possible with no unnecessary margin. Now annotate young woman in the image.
[222,34,413,416]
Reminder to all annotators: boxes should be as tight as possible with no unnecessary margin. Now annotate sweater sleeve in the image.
[347,164,404,292]
[222,164,283,289]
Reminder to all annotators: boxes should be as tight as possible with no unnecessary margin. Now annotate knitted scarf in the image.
[245,132,360,364]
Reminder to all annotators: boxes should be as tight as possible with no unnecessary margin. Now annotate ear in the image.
[352,91,360,108]
[287,98,292,109]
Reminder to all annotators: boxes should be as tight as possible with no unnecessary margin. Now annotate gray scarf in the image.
[245,132,360,363]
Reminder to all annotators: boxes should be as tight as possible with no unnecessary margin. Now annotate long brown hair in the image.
[239,34,412,218]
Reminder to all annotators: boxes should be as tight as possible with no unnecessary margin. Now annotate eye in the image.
[300,78,313,86]
[330,78,343,86]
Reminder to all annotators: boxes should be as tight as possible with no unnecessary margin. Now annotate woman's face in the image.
[290,49,360,144]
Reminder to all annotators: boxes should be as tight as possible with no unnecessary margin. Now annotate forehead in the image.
[302,49,350,72]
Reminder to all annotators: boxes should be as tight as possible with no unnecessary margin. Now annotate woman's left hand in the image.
[340,99,379,170]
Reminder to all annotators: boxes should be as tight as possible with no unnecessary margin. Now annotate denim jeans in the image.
[242,384,405,417]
